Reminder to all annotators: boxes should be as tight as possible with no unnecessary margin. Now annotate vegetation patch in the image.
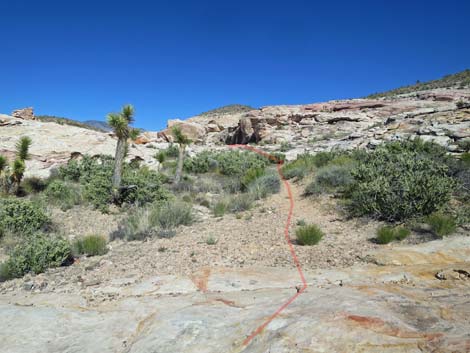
[0,234,71,281]
[72,235,108,256]
[0,198,49,237]
[376,226,410,244]
[296,224,324,245]
[347,139,455,221]
[425,213,457,237]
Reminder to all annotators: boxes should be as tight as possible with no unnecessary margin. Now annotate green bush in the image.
[348,141,455,221]
[248,173,280,199]
[117,201,194,241]
[0,234,71,281]
[376,226,395,244]
[72,235,108,256]
[0,198,49,237]
[154,201,194,230]
[46,180,82,211]
[376,226,410,244]
[241,167,265,189]
[184,150,269,176]
[395,227,411,241]
[296,224,324,245]
[229,193,255,213]
[315,164,354,188]
[281,154,316,180]
[304,181,323,196]
[457,139,470,152]
[425,213,457,237]
[22,177,48,194]
[58,155,168,211]
[212,199,229,217]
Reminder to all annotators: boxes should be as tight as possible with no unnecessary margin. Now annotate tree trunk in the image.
[175,144,185,184]
[112,138,126,198]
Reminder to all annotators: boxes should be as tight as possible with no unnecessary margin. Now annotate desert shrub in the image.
[241,167,265,189]
[248,173,280,199]
[304,162,354,196]
[164,144,179,158]
[221,177,242,194]
[184,150,269,176]
[117,201,194,241]
[45,180,82,211]
[376,226,410,244]
[348,141,455,221]
[183,151,216,174]
[425,213,457,237]
[281,154,316,180]
[315,164,354,188]
[304,181,323,196]
[270,152,286,163]
[0,198,49,237]
[154,201,194,230]
[376,226,395,244]
[121,167,169,206]
[457,139,470,152]
[229,193,255,213]
[0,234,71,281]
[462,152,470,166]
[58,156,168,211]
[311,151,339,168]
[193,176,222,194]
[117,208,154,240]
[395,227,411,240]
[296,224,324,245]
[22,177,48,194]
[212,199,229,217]
[72,235,108,256]
[58,159,82,181]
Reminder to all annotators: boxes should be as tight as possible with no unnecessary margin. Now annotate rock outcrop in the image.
[159,119,206,143]
[177,88,470,155]
[1,236,469,352]
[11,107,34,120]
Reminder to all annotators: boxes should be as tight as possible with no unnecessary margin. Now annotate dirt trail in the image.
[1,178,383,297]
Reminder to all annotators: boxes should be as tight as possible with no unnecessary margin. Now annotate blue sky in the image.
[1,0,469,130]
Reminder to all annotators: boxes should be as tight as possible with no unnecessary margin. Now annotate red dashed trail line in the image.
[228,144,308,347]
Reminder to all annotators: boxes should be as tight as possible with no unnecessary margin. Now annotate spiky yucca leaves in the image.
[106,104,136,202]
[172,126,192,184]
[0,156,6,174]
[16,136,32,161]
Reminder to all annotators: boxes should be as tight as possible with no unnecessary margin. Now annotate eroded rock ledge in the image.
[1,236,469,353]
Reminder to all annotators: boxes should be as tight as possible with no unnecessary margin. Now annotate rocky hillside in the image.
[1,78,469,178]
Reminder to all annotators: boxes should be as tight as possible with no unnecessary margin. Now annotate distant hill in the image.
[367,69,470,98]
[198,104,255,117]
[83,120,112,132]
[35,115,109,132]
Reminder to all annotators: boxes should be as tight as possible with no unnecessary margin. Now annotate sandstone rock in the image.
[225,117,255,144]
[161,120,206,143]
[2,236,470,353]
[205,120,223,133]
[11,107,34,120]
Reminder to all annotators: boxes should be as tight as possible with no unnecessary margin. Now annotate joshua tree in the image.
[0,136,32,194]
[172,126,191,184]
[107,104,137,200]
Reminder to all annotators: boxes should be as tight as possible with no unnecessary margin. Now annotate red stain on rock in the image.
[191,268,211,292]
[346,314,444,340]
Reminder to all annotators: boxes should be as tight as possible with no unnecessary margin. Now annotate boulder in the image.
[161,120,206,143]
[11,107,34,120]
[225,117,255,144]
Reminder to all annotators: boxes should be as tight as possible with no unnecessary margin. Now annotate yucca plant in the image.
[107,104,139,201]
[172,126,192,184]
[0,136,32,194]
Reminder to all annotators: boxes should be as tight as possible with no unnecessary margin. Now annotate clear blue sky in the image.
[1,0,469,130]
